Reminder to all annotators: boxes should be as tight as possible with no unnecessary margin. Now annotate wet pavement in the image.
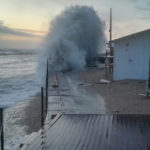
[48,72,106,114]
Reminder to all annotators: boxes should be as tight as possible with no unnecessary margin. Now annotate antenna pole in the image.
[109,8,112,50]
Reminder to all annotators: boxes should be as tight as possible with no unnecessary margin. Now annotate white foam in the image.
[38,5,106,76]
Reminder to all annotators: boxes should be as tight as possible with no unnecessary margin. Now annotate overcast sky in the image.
[0,0,150,49]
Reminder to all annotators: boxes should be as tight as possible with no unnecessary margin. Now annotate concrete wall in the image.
[113,31,150,80]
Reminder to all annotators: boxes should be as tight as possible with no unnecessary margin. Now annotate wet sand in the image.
[4,93,41,149]
[22,93,42,134]
[79,67,150,114]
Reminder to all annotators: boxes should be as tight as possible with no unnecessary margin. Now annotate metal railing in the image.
[40,59,49,150]
[45,60,48,115]
[41,60,49,127]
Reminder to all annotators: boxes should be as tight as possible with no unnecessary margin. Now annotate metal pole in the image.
[41,87,46,149]
[41,87,44,128]
[109,8,112,50]
[46,60,48,114]
[0,108,4,150]
[147,57,150,96]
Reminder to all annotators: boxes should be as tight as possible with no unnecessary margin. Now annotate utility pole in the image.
[109,8,112,52]
[106,8,113,74]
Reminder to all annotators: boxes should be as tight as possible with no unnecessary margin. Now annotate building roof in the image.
[24,114,150,150]
[112,29,150,42]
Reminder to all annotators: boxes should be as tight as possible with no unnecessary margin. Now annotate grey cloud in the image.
[133,1,150,20]
[136,6,150,12]
[135,0,150,12]
[132,0,139,1]
[0,21,35,37]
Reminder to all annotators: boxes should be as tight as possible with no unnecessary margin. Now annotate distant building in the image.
[112,29,150,80]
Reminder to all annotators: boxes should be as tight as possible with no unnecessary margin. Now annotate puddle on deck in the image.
[66,73,106,114]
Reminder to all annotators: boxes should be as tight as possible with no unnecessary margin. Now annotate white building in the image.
[113,29,150,80]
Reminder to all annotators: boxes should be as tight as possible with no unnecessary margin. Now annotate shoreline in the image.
[4,93,41,149]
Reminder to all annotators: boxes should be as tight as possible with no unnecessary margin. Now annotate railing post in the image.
[41,87,44,128]
[46,59,48,114]
[41,87,46,150]
[0,108,4,150]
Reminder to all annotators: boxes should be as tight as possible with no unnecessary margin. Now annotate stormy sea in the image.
[0,48,40,107]
[0,48,41,149]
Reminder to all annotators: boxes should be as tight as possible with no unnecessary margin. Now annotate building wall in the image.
[113,32,150,80]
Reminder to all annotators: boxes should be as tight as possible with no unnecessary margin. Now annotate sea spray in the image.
[38,5,106,80]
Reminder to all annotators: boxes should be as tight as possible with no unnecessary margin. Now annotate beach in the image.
[79,67,150,114]
[4,93,41,149]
